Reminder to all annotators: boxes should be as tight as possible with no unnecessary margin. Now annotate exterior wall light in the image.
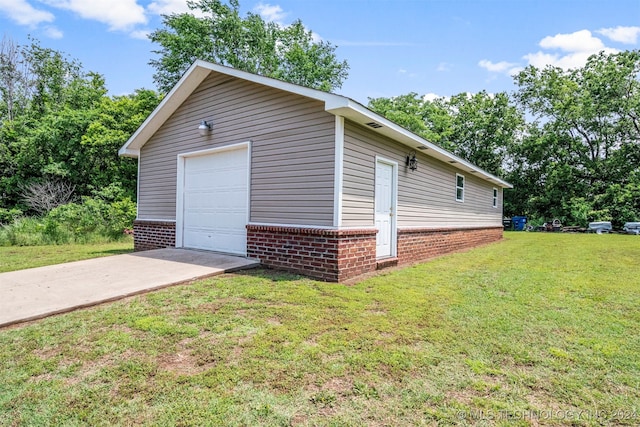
[198,120,212,136]
[406,152,418,171]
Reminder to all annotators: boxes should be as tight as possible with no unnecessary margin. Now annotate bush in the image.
[0,187,136,246]
[0,208,23,225]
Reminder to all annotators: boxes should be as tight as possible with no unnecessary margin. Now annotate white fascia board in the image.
[119,148,140,158]
[118,60,341,157]
[118,58,512,189]
[194,60,339,104]
[118,63,212,157]
[326,99,513,189]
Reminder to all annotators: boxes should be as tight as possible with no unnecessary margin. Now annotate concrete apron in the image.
[0,248,259,328]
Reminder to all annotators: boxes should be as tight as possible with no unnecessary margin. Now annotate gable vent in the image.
[365,122,383,129]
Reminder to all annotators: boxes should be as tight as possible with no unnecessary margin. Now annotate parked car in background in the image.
[588,222,612,234]
[623,222,640,235]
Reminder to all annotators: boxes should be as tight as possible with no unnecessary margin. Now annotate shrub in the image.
[0,208,23,225]
[19,179,76,215]
[0,187,136,246]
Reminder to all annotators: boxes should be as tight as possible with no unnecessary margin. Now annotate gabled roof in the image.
[119,60,512,188]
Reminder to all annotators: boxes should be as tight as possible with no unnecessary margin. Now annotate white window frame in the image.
[456,173,465,202]
[492,187,498,208]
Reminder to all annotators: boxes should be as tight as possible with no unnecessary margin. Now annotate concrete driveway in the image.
[0,248,259,328]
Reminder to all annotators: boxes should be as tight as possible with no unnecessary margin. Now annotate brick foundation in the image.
[246,225,377,282]
[132,221,502,282]
[397,226,503,265]
[133,220,176,251]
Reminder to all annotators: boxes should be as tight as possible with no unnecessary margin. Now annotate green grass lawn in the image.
[0,237,133,273]
[1,233,639,426]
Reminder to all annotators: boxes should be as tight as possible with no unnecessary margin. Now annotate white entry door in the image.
[182,146,248,255]
[375,159,396,258]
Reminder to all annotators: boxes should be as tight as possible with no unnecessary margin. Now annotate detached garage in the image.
[120,60,512,282]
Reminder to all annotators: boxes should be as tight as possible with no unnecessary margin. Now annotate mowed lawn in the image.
[0,238,133,273]
[1,233,638,426]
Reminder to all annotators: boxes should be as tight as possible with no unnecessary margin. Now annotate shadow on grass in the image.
[232,266,310,283]
[89,248,134,255]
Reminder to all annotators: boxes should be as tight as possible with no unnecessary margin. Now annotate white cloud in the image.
[254,3,287,24]
[524,30,619,69]
[43,25,63,38]
[523,51,590,70]
[478,59,522,75]
[597,26,640,44]
[539,29,605,52]
[147,0,191,15]
[39,0,147,31]
[423,93,442,102]
[481,28,624,75]
[130,29,150,40]
[0,0,54,26]
[397,68,417,78]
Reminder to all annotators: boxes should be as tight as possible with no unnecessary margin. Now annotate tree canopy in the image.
[149,0,349,93]
[508,50,640,226]
[0,37,161,212]
[368,91,524,177]
[2,29,639,230]
[368,50,640,226]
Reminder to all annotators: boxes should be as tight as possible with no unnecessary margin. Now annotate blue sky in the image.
[1,0,639,103]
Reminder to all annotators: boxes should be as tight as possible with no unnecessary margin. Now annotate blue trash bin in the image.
[512,216,527,231]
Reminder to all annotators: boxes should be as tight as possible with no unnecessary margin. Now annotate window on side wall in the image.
[493,187,498,208]
[456,174,465,202]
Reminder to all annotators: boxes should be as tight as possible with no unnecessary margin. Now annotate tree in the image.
[368,93,448,143]
[510,50,640,225]
[149,0,349,93]
[0,36,31,121]
[0,39,162,210]
[446,92,523,176]
[368,91,523,177]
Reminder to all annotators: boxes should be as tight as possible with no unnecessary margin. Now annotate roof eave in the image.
[119,59,513,188]
[118,61,213,157]
[326,101,513,189]
[119,148,140,158]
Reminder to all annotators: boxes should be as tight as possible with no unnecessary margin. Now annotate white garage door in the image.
[182,146,248,255]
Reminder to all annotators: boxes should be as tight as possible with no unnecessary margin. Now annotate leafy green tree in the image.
[149,0,349,93]
[511,50,640,225]
[368,93,447,143]
[446,91,523,176]
[0,39,161,211]
[369,91,523,177]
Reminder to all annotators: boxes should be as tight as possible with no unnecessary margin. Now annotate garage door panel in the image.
[182,146,248,255]
[184,210,246,228]
[184,192,246,210]
[186,170,246,189]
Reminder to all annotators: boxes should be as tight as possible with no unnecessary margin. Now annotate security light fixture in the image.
[406,152,418,171]
[198,120,212,136]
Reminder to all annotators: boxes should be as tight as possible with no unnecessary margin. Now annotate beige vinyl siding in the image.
[138,73,336,225]
[342,121,503,228]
